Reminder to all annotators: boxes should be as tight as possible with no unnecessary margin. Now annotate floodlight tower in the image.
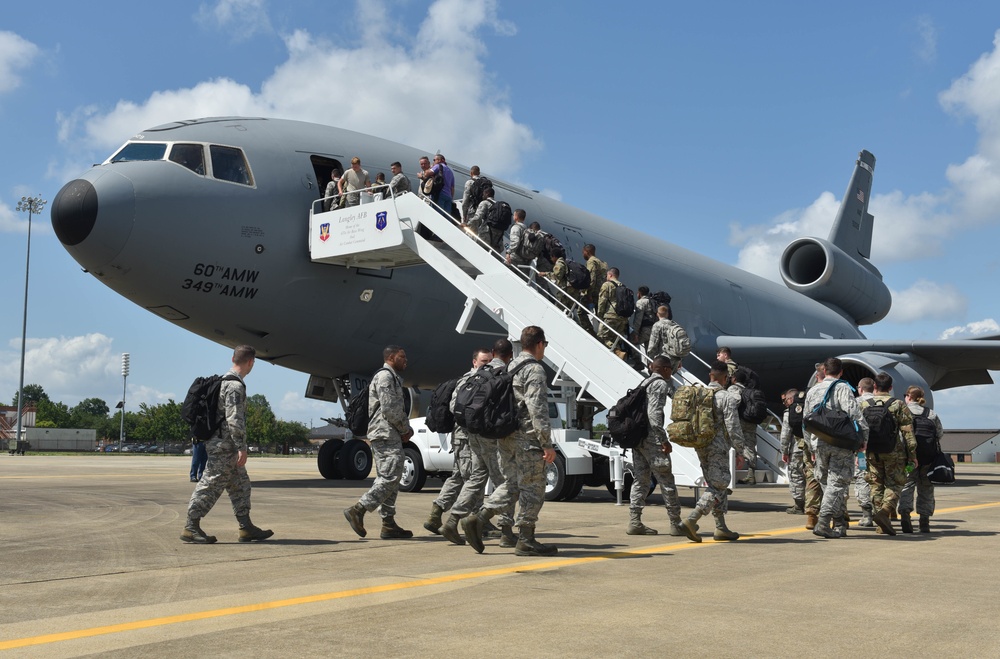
[14,195,46,448]
[119,353,130,451]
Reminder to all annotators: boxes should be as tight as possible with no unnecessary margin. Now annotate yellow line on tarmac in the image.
[2,501,997,651]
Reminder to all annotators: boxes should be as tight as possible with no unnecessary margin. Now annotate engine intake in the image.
[780,237,891,325]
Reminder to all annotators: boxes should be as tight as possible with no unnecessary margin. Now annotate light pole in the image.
[14,195,46,449]
[119,353,129,451]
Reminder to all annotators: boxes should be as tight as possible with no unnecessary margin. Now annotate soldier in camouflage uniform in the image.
[597,267,630,351]
[583,244,608,311]
[900,385,943,533]
[463,327,559,557]
[804,358,869,539]
[181,345,273,544]
[646,305,691,373]
[627,356,685,536]
[629,287,656,353]
[344,345,415,540]
[861,372,917,536]
[728,368,761,485]
[680,361,745,543]
[779,389,806,514]
[431,348,501,545]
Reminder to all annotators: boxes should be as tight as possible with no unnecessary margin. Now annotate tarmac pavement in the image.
[1,454,998,658]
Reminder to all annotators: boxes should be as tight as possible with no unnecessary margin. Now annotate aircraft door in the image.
[726,281,752,334]
[560,226,586,261]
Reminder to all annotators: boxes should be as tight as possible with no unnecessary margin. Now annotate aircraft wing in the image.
[718,336,1000,390]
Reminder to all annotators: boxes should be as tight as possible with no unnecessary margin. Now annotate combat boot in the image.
[786,498,805,515]
[805,513,818,530]
[499,525,518,548]
[681,510,703,543]
[712,513,740,541]
[237,515,274,542]
[343,502,367,538]
[900,512,914,534]
[423,502,444,535]
[738,468,756,485]
[872,508,897,536]
[626,508,658,535]
[180,517,217,544]
[380,517,413,539]
[833,521,848,538]
[439,514,465,546]
[668,519,686,537]
[858,509,874,528]
[461,509,494,554]
[514,526,558,557]
[812,515,837,538]
[919,515,931,533]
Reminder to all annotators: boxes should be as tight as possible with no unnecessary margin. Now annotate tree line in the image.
[12,385,310,448]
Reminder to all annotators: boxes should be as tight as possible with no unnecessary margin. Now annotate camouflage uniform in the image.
[359,363,412,520]
[780,409,805,503]
[801,440,822,516]
[468,198,503,252]
[646,318,690,372]
[546,257,577,313]
[630,373,682,526]
[693,381,745,516]
[728,382,759,472]
[630,295,656,352]
[898,401,942,518]
[479,353,552,529]
[585,255,608,307]
[433,435,472,512]
[804,379,868,531]
[187,369,252,520]
[446,361,514,527]
[597,279,629,351]
[853,452,872,515]
[862,394,916,515]
[507,222,532,268]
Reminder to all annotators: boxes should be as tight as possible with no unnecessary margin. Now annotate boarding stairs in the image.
[308,191,786,496]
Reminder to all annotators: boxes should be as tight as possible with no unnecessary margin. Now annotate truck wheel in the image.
[563,477,584,501]
[400,446,427,492]
[317,439,344,479]
[340,439,373,480]
[544,454,568,501]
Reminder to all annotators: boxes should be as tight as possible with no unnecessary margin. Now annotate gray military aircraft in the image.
[50,117,1000,420]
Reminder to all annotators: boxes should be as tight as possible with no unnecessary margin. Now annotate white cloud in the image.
[129,383,177,408]
[0,334,119,404]
[939,318,1000,340]
[195,0,273,40]
[932,375,1000,428]
[60,0,539,178]
[0,31,39,94]
[885,280,966,323]
[914,15,937,64]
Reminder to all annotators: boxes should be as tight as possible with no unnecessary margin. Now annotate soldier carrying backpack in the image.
[596,267,632,352]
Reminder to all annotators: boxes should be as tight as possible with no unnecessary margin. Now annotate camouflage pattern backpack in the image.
[667,385,716,448]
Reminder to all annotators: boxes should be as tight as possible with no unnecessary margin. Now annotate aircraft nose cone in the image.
[51,170,136,271]
[51,179,98,246]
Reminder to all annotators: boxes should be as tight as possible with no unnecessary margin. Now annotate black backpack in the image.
[425,378,459,433]
[346,367,390,437]
[787,390,806,439]
[863,398,899,454]
[913,408,939,464]
[452,359,535,439]
[649,290,672,310]
[734,365,761,390]
[613,283,636,317]
[181,374,241,440]
[607,378,652,449]
[566,260,591,290]
[466,176,492,213]
[486,200,513,231]
[540,232,564,261]
[737,386,768,424]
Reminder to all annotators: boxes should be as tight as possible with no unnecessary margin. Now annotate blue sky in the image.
[3,0,1000,428]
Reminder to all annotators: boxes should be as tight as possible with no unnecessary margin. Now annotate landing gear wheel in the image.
[317,439,345,479]
[400,446,427,492]
[563,476,584,501]
[339,439,373,480]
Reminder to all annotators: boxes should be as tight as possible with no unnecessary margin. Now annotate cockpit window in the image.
[210,145,253,186]
[168,143,206,175]
[110,142,167,162]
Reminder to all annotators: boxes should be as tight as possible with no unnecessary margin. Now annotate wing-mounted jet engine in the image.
[780,150,891,325]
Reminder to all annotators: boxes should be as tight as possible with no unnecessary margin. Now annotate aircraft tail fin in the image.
[828,150,876,261]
